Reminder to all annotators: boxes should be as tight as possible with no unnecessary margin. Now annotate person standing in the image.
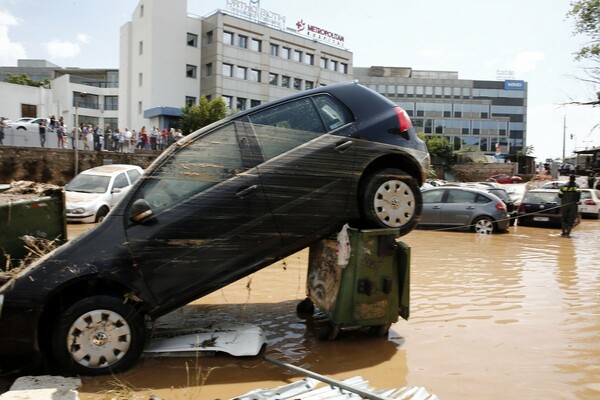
[123,128,132,153]
[558,174,581,238]
[0,117,7,145]
[39,119,47,148]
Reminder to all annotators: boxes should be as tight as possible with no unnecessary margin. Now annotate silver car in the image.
[419,186,510,233]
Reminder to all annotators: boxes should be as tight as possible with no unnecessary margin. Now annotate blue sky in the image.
[1,0,599,162]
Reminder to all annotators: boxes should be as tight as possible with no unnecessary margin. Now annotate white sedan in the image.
[64,164,143,223]
[8,117,49,131]
[579,188,600,219]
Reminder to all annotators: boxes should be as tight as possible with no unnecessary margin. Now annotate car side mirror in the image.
[111,188,122,194]
[129,198,153,223]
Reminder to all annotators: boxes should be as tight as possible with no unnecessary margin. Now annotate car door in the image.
[109,172,130,207]
[420,189,445,225]
[124,120,282,306]
[247,94,356,246]
[443,188,479,226]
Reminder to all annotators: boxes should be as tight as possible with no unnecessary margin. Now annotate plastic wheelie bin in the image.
[298,227,410,340]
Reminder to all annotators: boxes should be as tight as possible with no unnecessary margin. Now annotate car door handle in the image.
[334,140,353,152]
[432,206,441,209]
[235,185,258,198]
[466,206,475,210]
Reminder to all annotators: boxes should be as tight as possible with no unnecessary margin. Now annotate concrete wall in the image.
[0,146,158,185]
[451,162,517,182]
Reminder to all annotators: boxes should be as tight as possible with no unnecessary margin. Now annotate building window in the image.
[281,47,291,59]
[185,96,196,106]
[305,80,314,90]
[270,43,279,56]
[329,60,338,71]
[293,50,302,62]
[304,53,314,65]
[238,35,248,48]
[237,97,247,110]
[186,64,197,78]
[340,63,348,74]
[222,95,232,109]
[294,78,302,90]
[282,75,291,88]
[250,69,261,82]
[250,99,261,108]
[251,38,262,52]
[187,33,198,47]
[236,66,247,80]
[138,41,143,55]
[138,72,143,86]
[269,73,278,85]
[320,57,327,68]
[205,63,213,77]
[206,30,213,45]
[138,101,142,114]
[222,63,233,77]
[223,31,234,45]
[104,96,118,111]
[139,4,144,17]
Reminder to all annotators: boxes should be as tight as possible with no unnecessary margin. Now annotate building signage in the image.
[225,0,286,30]
[295,19,345,47]
[504,80,525,90]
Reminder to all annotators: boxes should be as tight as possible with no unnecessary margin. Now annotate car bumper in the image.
[517,214,561,228]
[65,213,96,223]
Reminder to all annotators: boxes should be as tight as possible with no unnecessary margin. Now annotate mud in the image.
[66,221,600,399]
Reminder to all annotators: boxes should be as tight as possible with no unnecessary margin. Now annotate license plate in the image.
[533,216,549,222]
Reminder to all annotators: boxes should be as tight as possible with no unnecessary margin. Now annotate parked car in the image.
[419,186,510,234]
[442,182,517,223]
[5,117,35,125]
[8,117,50,131]
[540,180,567,189]
[64,164,144,223]
[0,82,430,375]
[579,188,600,219]
[517,189,580,228]
[487,174,523,184]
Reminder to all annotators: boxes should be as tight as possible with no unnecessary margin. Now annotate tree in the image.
[5,73,50,88]
[179,96,228,134]
[567,0,600,105]
[418,134,453,159]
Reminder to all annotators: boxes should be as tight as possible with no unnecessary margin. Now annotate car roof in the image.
[527,188,559,193]
[80,164,142,176]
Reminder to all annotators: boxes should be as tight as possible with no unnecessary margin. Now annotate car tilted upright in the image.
[0,82,429,375]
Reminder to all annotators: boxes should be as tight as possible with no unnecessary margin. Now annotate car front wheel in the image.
[473,216,495,234]
[51,295,145,376]
[95,206,109,223]
[360,168,422,235]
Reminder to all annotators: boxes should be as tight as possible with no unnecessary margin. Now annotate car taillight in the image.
[518,203,525,212]
[496,203,507,211]
[584,199,596,205]
[394,107,413,132]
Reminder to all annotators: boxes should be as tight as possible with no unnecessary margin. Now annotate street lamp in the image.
[74,92,87,175]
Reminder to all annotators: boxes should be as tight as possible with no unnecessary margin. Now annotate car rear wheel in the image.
[51,295,145,376]
[473,216,495,234]
[95,206,109,223]
[361,168,422,235]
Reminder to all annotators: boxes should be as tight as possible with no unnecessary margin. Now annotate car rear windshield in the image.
[523,192,559,204]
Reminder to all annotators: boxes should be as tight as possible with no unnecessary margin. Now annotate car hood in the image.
[65,191,105,205]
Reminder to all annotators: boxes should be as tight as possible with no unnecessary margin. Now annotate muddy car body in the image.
[0,82,429,375]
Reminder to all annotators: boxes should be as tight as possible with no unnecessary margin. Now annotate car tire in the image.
[473,216,495,234]
[360,168,422,235]
[95,206,109,223]
[51,295,145,376]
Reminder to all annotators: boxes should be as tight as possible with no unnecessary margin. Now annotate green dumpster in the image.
[0,189,67,271]
[299,227,410,340]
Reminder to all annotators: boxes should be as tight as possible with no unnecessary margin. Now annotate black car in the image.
[517,189,580,228]
[0,82,430,375]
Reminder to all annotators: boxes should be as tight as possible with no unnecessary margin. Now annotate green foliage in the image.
[516,145,535,157]
[179,96,228,134]
[418,133,453,158]
[5,73,50,88]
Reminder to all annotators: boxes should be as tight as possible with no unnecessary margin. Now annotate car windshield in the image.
[65,174,111,194]
[488,189,510,201]
[523,192,559,204]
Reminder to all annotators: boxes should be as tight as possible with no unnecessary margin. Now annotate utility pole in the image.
[562,115,566,160]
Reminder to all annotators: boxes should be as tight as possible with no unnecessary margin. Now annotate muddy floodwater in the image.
[7,221,600,399]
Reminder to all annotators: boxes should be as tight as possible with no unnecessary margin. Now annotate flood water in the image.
[6,221,600,399]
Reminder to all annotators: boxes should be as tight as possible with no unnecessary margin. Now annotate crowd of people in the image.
[36,116,185,152]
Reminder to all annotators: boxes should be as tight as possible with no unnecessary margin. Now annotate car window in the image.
[132,121,244,210]
[446,189,477,204]
[313,95,353,131]
[524,192,559,204]
[580,191,591,200]
[126,169,141,184]
[422,189,444,203]
[113,172,129,189]
[249,97,325,161]
[488,189,510,201]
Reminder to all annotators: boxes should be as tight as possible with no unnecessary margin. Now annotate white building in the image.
[119,0,353,132]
